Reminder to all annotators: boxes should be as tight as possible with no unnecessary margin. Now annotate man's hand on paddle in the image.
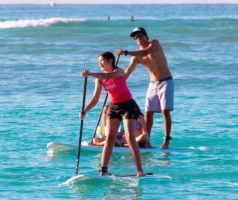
[115,49,127,56]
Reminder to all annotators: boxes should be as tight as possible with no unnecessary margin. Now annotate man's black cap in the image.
[130,27,148,37]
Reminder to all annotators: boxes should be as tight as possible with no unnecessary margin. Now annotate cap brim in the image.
[130,31,142,37]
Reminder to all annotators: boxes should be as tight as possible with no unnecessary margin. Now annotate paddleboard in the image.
[47,141,200,154]
[63,172,171,185]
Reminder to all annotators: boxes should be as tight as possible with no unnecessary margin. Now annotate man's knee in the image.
[145,112,154,121]
[162,110,171,118]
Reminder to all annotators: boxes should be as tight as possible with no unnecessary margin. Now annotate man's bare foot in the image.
[160,136,173,149]
[160,141,169,149]
[99,172,106,176]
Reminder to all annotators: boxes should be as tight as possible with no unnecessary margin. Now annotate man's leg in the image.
[145,111,154,137]
[160,110,172,149]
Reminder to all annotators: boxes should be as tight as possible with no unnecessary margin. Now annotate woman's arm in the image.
[81,67,124,80]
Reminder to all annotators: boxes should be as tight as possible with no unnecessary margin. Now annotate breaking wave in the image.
[0,17,85,29]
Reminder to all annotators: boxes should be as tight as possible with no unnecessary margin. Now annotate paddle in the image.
[75,77,87,175]
[91,55,120,142]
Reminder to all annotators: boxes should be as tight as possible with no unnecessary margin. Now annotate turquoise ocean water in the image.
[1,4,238,199]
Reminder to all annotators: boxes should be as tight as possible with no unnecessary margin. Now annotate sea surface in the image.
[1,4,238,200]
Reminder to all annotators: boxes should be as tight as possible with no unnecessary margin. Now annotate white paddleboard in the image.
[47,141,200,155]
[63,173,171,185]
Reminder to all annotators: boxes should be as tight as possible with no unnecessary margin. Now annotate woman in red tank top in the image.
[80,52,144,177]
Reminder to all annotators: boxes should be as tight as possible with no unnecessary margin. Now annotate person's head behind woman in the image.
[98,51,116,70]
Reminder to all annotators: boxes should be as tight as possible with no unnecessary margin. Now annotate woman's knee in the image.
[125,132,135,142]
[106,132,117,141]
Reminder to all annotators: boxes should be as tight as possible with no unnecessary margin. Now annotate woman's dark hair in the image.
[99,51,116,68]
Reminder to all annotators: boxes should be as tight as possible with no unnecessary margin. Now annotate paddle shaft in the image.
[75,77,87,175]
[91,55,120,142]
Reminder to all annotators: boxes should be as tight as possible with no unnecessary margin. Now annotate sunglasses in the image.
[134,33,145,40]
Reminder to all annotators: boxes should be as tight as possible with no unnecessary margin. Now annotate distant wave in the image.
[132,16,238,21]
[1,16,237,29]
[91,15,238,21]
[0,17,86,29]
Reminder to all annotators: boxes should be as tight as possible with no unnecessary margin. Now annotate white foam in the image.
[0,17,85,29]
[189,146,209,151]
[198,146,209,151]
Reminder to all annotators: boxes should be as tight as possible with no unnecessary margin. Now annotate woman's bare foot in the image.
[137,171,145,177]
[99,166,108,176]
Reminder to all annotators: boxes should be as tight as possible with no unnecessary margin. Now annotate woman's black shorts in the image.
[107,99,141,120]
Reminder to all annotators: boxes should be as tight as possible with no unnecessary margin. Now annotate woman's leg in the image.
[123,119,144,176]
[100,118,120,175]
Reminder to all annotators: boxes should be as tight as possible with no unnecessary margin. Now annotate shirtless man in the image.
[116,27,174,149]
